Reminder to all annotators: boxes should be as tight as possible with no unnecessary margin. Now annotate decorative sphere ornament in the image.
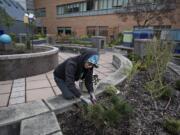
[0,34,12,44]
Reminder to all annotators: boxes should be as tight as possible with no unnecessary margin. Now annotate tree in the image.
[0,7,14,32]
[117,0,177,27]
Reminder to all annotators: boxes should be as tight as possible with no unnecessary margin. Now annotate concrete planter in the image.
[32,39,47,45]
[0,45,59,81]
[172,56,180,65]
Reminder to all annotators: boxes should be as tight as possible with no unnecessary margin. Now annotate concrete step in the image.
[20,112,61,135]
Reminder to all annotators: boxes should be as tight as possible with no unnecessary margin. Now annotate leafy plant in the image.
[127,53,141,63]
[175,80,180,91]
[82,94,133,128]
[104,85,119,96]
[143,40,173,100]
[163,117,180,135]
[111,96,133,115]
[123,60,141,83]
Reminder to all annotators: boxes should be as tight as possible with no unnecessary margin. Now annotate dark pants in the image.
[54,75,75,99]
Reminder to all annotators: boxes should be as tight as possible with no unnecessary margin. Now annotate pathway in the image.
[0,52,116,107]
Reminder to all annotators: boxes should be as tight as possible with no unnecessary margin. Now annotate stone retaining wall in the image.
[0,46,59,81]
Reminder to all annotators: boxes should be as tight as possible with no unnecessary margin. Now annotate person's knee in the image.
[63,94,75,100]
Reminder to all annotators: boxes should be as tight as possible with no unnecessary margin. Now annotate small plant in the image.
[103,108,121,126]
[111,96,133,115]
[82,94,133,128]
[127,53,141,63]
[104,85,119,96]
[163,117,180,135]
[160,86,173,100]
[143,40,173,101]
[175,80,180,91]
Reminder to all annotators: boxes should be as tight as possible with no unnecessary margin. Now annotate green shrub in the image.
[109,33,123,47]
[159,86,173,100]
[163,117,180,135]
[84,104,105,127]
[104,85,119,96]
[82,95,133,128]
[103,108,121,126]
[175,80,180,90]
[9,33,17,43]
[111,96,133,115]
[127,53,141,62]
[34,33,46,40]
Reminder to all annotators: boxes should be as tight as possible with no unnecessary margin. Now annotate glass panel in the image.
[107,0,113,9]
[113,0,118,6]
[87,27,96,36]
[103,0,108,9]
[99,26,108,36]
[99,0,103,9]
[65,27,72,35]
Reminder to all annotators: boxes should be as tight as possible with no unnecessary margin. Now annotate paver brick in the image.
[0,94,9,107]
[49,79,57,87]
[53,86,62,95]
[26,80,51,90]
[0,80,12,85]
[0,84,11,94]
[9,97,25,105]
[26,74,47,81]
[10,91,25,98]
[13,82,25,88]
[26,88,55,102]
[12,86,25,92]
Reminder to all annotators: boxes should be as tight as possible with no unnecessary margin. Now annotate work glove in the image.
[90,92,97,104]
[80,96,92,105]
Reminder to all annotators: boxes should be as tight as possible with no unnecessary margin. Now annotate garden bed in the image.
[57,69,180,135]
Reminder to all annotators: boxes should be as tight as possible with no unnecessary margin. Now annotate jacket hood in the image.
[78,49,99,68]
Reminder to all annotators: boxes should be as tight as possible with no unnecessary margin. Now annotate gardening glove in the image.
[80,96,92,105]
[90,92,97,104]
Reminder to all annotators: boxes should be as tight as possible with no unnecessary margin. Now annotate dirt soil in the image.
[57,69,180,135]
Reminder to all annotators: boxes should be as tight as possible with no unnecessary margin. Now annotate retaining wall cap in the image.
[96,54,132,87]
[0,101,49,126]
[168,62,180,76]
[44,95,81,113]
[0,45,59,60]
[51,132,63,135]
[20,112,60,135]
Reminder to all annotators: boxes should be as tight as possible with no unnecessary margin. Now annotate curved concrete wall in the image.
[95,54,133,93]
[0,46,59,81]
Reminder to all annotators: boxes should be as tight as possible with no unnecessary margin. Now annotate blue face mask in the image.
[87,55,99,67]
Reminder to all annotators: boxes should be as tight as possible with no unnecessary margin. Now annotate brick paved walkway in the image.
[0,52,116,107]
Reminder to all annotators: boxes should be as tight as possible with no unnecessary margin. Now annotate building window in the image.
[87,26,108,37]
[99,26,108,36]
[37,27,47,35]
[87,26,96,36]
[36,8,46,17]
[57,27,72,35]
[87,0,95,11]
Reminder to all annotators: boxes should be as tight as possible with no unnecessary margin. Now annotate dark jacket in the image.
[54,50,99,97]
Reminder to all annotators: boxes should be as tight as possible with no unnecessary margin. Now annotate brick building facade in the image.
[34,0,180,39]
